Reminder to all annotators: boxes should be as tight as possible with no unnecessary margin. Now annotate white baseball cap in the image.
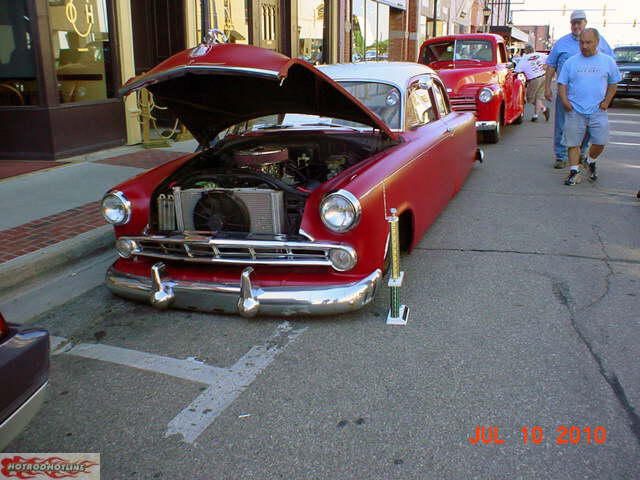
[570,10,587,22]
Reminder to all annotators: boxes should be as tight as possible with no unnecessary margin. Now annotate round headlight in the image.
[116,238,136,258]
[478,87,494,103]
[101,191,131,225]
[329,248,357,271]
[320,191,361,233]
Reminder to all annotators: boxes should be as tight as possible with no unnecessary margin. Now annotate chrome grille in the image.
[449,96,477,113]
[123,235,355,269]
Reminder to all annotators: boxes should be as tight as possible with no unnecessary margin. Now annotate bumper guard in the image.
[106,263,382,317]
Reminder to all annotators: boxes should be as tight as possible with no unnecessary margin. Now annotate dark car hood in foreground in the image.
[120,43,396,144]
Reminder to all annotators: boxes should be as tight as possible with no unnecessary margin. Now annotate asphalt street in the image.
[7,98,640,479]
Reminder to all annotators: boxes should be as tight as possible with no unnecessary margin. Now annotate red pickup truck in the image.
[419,33,525,143]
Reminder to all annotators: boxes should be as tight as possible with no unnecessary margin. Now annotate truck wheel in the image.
[484,122,501,143]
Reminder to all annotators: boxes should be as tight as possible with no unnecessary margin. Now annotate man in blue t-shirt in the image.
[557,28,620,186]
[545,10,614,169]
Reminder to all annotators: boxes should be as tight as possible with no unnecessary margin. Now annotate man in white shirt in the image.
[515,44,549,122]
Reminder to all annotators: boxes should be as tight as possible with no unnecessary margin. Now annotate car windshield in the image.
[220,81,401,137]
[614,47,640,63]
[423,40,493,63]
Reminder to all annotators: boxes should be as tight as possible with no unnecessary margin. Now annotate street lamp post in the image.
[433,0,439,37]
[483,3,492,33]
[201,0,210,43]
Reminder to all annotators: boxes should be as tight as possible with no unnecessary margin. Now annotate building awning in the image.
[490,26,530,43]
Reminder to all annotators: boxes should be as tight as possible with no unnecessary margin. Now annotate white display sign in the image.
[378,0,406,10]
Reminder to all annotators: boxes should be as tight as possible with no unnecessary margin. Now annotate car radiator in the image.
[157,187,285,234]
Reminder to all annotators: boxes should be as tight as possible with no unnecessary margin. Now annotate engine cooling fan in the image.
[192,191,250,232]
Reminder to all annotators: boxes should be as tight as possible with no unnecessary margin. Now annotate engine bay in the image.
[151,132,393,236]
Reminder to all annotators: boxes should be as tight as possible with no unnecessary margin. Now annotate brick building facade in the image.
[1,0,496,160]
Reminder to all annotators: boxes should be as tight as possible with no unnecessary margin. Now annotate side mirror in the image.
[418,78,433,90]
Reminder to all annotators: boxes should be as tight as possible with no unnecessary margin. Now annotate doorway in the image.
[253,0,280,51]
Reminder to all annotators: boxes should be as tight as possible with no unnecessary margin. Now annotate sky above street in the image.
[512,0,640,46]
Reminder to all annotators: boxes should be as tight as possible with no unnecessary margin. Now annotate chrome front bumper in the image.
[475,120,498,131]
[0,381,47,451]
[105,263,382,317]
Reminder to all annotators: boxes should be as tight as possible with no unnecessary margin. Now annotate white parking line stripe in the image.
[50,322,307,445]
[610,119,640,124]
[610,130,640,137]
[165,322,306,444]
[50,335,68,353]
[63,341,229,384]
[608,113,640,117]
[610,141,640,146]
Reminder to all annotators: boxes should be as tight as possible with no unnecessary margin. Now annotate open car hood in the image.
[120,43,397,144]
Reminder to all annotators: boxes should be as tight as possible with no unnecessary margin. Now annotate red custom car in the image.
[419,34,525,143]
[102,42,482,317]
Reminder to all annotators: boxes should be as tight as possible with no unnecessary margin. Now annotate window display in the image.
[352,0,390,62]
[296,0,326,64]
[0,0,39,105]
[47,0,114,103]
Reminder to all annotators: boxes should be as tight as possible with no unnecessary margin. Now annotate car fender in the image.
[476,84,504,123]
[108,153,197,237]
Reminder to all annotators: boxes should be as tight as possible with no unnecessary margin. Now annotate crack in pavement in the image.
[414,247,640,266]
[416,244,640,445]
[561,292,640,447]
[543,233,640,447]
[575,227,615,315]
[461,189,599,198]
[460,186,637,202]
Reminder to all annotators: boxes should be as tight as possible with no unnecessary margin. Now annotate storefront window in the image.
[0,0,39,105]
[196,0,249,44]
[296,0,326,64]
[376,3,389,60]
[351,0,365,62]
[419,15,428,45]
[48,0,114,103]
[353,0,391,62]
[365,0,377,61]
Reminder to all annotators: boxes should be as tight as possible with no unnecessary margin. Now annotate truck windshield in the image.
[614,47,640,64]
[423,40,493,63]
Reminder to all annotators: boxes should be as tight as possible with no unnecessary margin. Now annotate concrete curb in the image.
[0,225,115,300]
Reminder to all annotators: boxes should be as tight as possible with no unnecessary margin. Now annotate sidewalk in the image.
[0,140,198,318]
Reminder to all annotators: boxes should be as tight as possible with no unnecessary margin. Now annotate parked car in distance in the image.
[613,46,640,100]
[418,33,526,143]
[0,313,49,451]
[102,42,482,317]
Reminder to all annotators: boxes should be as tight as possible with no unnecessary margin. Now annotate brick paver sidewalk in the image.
[0,149,185,267]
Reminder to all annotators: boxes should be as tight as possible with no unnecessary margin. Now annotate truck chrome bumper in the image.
[105,263,382,317]
[475,120,498,131]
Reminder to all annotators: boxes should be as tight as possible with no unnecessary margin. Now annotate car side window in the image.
[406,82,436,128]
[432,81,450,117]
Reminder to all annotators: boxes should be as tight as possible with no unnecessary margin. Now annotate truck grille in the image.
[449,96,476,113]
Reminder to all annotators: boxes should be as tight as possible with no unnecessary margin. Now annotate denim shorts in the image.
[562,109,609,147]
